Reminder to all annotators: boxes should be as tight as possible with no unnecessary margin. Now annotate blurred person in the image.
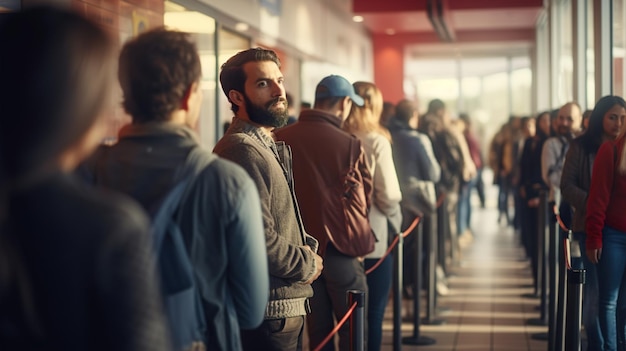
[585,101,626,351]
[419,99,464,280]
[81,29,269,350]
[457,113,482,243]
[582,109,593,132]
[215,48,323,351]
[541,102,582,207]
[0,7,170,351]
[519,112,551,287]
[342,81,403,351]
[300,101,312,110]
[489,123,514,225]
[276,75,373,351]
[285,92,298,125]
[562,96,626,351]
[380,101,396,127]
[459,113,485,209]
[388,99,440,301]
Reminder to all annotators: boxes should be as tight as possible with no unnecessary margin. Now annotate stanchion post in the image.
[393,230,403,351]
[548,206,558,350]
[402,221,436,346]
[530,190,549,339]
[348,290,365,351]
[555,229,570,351]
[424,214,444,325]
[565,269,585,351]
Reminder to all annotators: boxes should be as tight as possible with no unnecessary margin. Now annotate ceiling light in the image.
[235,22,249,32]
[352,15,364,23]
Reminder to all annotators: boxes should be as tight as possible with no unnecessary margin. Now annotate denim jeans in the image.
[574,232,604,351]
[457,175,477,236]
[365,255,393,351]
[597,227,626,351]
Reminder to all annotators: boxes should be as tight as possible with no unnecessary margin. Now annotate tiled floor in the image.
[379,203,549,351]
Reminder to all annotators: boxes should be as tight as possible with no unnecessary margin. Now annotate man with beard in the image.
[214,48,324,351]
[541,102,582,206]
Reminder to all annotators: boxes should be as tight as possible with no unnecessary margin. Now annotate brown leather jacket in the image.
[274,109,373,257]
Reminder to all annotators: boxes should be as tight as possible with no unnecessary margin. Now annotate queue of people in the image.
[6,5,626,351]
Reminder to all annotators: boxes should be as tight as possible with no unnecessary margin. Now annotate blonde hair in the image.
[343,81,391,140]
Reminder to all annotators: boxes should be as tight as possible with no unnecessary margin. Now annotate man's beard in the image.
[244,94,289,128]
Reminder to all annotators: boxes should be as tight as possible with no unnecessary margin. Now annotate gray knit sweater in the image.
[213,117,317,319]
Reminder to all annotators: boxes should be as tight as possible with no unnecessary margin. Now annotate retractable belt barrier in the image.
[553,206,585,351]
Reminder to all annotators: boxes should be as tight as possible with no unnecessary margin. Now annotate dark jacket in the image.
[1,173,169,351]
[214,117,318,320]
[519,135,549,200]
[82,122,269,351]
[560,138,594,233]
[388,118,441,183]
[274,108,373,257]
[418,113,464,192]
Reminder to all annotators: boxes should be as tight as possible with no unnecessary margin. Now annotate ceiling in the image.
[352,0,545,59]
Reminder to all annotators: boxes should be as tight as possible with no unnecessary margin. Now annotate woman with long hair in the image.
[585,96,626,351]
[562,95,626,351]
[343,81,402,351]
[0,7,169,350]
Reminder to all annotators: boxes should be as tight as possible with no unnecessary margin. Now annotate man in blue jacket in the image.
[81,29,269,350]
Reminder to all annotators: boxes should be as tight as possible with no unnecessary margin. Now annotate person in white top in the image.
[343,81,403,351]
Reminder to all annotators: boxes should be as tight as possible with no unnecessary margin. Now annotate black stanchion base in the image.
[422,318,446,325]
[527,318,548,326]
[531,332,548,341]
[402,335,436,346]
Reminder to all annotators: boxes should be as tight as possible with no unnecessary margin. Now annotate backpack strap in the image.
[152,146,216,253]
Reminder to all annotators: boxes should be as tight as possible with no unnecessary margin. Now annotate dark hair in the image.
[535,111,551,140]
[579,95,626,153]
[459,112,471,124]
[0,6,115,196]
[118,28,201,123]
[219,48,281,113]
[395,99,417,123]
[0,5,115,334]
[313,96,345,110]
[427,99,445,115]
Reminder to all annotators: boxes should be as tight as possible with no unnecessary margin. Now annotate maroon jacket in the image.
[274,109,373,256]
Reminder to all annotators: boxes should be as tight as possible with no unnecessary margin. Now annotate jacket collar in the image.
[298,109,343,128]
[227,117,277,151]
[387,117,413,133]
[118,121,199,143]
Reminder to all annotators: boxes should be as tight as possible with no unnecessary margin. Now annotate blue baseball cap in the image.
[315,75,365,107]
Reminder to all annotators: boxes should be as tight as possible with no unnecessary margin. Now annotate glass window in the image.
[164,1,218,148]
[587,0,595,108]
[217,29,250,140]
[511,68,532,117]
[614,0,625,97]
[557,0,573,105]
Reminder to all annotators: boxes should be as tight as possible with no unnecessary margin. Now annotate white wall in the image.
[201,0,374,80]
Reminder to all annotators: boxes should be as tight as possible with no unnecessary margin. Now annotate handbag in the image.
[321,138,376,257]
[401,176,436,217]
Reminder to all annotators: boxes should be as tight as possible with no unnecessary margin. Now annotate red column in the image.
[373,34,404,104]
